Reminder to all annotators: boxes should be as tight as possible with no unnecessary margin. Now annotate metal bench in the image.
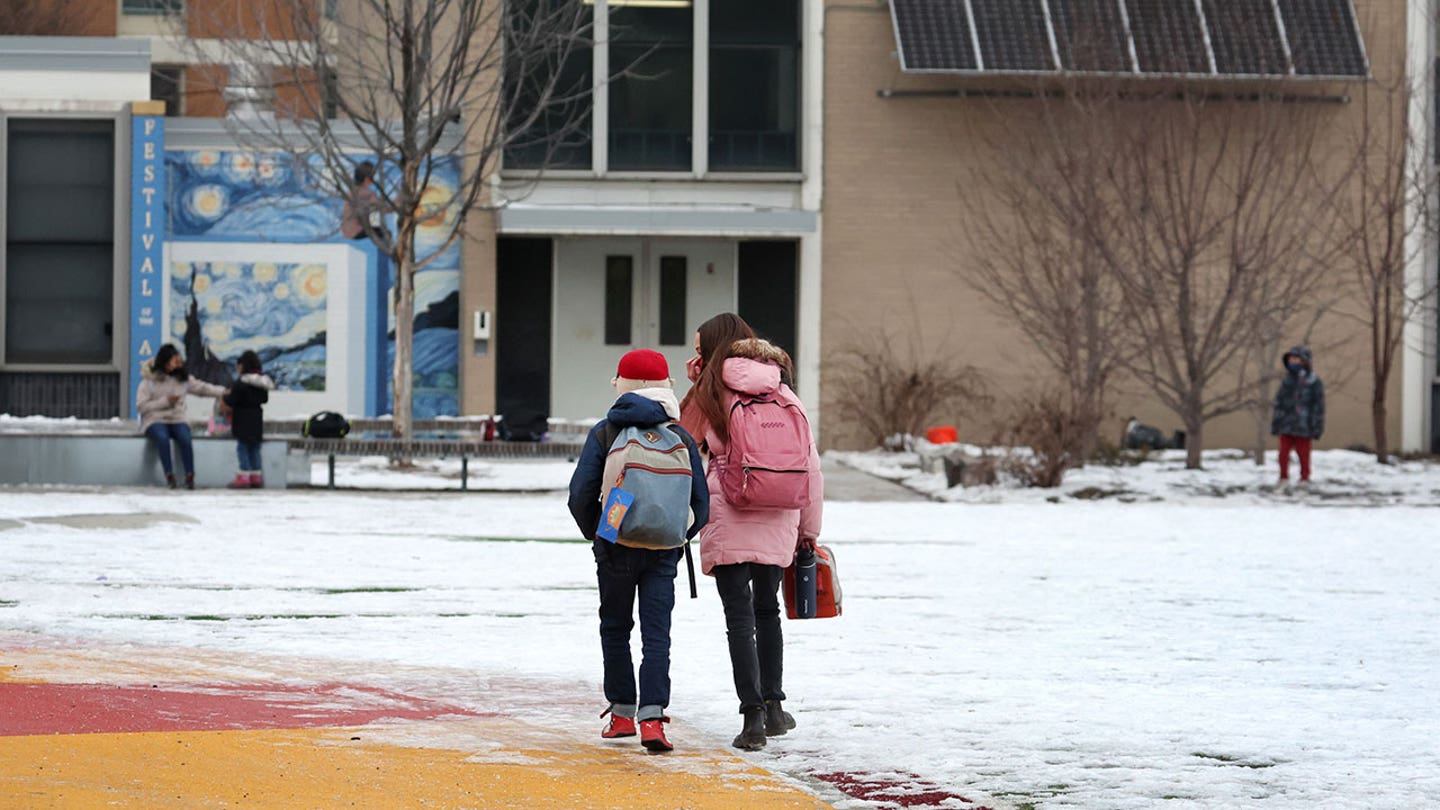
[289,436,584,489]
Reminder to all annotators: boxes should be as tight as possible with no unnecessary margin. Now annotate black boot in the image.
[165,474,177,489]
[184,473,195,490]
[764,700,795,736]
[732,705,766,751]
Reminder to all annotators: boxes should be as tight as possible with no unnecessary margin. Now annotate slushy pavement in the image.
[0,633,832,808]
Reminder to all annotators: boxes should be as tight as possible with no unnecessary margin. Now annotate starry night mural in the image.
[165,149,460,417]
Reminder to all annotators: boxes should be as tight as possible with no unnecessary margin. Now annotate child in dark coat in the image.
[223,351,275,489]
[567,349,709,753]
[1270,345,1325,486]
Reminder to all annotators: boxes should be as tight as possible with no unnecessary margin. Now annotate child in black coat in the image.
[223,351,275,488]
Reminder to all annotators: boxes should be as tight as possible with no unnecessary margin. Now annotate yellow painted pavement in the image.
[0,636,833,809]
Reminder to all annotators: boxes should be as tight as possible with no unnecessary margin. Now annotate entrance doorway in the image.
[551,237,736,419]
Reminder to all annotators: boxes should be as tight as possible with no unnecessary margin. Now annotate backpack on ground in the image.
[598,422,694,550]
[303,411,350,439]
[720,391,814,510]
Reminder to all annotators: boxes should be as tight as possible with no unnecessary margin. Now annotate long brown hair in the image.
[679,313,755,439]
[692,337,792,445]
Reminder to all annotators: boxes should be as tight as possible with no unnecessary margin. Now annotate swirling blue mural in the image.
[170,262,328,391]
[167,149,460,417]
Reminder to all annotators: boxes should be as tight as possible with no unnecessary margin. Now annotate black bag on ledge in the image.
[303,411,351,439]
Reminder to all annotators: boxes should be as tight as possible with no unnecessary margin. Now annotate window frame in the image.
[121,0,182,16]
[502,0,803,179]
[0,111,130,375]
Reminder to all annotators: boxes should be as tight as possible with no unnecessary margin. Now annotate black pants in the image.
[713,562,786,712]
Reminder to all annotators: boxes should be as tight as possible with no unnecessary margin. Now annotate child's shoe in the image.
[640,717,672,752]
[227,474,251,489]
[600,709,636,739]
[248,473,264,488]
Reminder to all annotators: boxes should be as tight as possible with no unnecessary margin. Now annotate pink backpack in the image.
[720,389,814,510]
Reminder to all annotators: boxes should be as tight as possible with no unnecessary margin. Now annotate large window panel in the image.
[609,4,693,171]
[5,120,115,366]
[710,0,800,171]
[503,0,593,170]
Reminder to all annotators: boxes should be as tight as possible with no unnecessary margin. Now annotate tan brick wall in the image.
[819,0,1410,453]
[460,211,498,416]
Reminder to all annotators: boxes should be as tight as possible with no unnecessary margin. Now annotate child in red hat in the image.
[567,349,709,753]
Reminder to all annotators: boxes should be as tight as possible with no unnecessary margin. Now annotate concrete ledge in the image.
[0,435,292,489]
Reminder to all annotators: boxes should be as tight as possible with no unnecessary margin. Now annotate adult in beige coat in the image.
[136,344,226,488]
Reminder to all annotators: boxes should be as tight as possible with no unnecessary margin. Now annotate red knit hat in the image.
[616,349,669,381]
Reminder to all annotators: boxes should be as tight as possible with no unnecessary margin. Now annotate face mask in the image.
[1286,361,1304,373]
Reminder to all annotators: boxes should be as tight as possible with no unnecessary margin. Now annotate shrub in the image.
[996,390,1100,488]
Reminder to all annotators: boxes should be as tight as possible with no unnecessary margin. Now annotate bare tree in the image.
[181,0,591,438]
[827,317,990,449]
[958,89,1130,462]
[1083,89,1341,469]
[1326,69,1438,463]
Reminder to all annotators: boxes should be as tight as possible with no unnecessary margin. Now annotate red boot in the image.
[640,717,672,752]
[248,473,264,489]
[601,711,635,739]
[226,473,251,489]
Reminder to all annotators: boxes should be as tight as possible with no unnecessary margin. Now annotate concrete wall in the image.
[0,435,292,488]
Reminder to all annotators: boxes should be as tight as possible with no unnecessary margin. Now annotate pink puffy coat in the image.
[698,356,823,575]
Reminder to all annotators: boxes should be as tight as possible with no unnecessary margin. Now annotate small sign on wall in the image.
[129,103,165,417]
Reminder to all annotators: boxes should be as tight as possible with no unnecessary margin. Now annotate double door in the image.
[552,238,736,419]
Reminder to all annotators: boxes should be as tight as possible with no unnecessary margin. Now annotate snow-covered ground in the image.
[834,445,1440,507]
[2,452,1438,809]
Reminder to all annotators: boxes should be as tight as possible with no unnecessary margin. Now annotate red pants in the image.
[1277,435,1312,481]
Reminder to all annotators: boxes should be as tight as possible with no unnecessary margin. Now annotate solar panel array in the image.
[890,0,1367,78]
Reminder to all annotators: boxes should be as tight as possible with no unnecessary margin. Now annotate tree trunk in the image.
[392,250,415,441]
[1185,415,1204,469]
[1252,416,1267,466]
[1372,396,1390,465]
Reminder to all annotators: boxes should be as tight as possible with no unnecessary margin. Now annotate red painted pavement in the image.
[0,681,492,736]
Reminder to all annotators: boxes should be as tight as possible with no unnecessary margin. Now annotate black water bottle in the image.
[795,546,817,619]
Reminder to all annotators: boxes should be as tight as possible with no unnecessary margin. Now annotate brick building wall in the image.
[819,0,1411,452]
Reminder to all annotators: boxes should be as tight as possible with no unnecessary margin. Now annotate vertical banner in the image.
[129,108,165,418]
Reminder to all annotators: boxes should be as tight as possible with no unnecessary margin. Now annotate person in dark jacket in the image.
[568,349,709,754]
[222,350,275,489]
[1270,344,1325,486]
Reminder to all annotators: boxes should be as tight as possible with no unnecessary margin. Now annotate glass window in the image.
[122,0,181,14]
[151,65,183,116]
[504,0,593,170]
[609,4,693,171]
[604,255,633,345]
[5,120,115,365]
[709,0,800,171]
[658,256,687,346]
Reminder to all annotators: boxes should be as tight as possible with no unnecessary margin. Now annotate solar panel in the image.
[1049,0,1132,73]
[1277,0,1367,77]
[970,0,1054,72]
[1201,0,1289,75]
[886,0,1367,79]
[1125,0,1209,74]
[890,0,977,71]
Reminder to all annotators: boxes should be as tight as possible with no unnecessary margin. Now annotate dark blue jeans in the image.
[714,562,786,711]
[594,541,681,721]
[236,441,262,472]
[145,422,194,477]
